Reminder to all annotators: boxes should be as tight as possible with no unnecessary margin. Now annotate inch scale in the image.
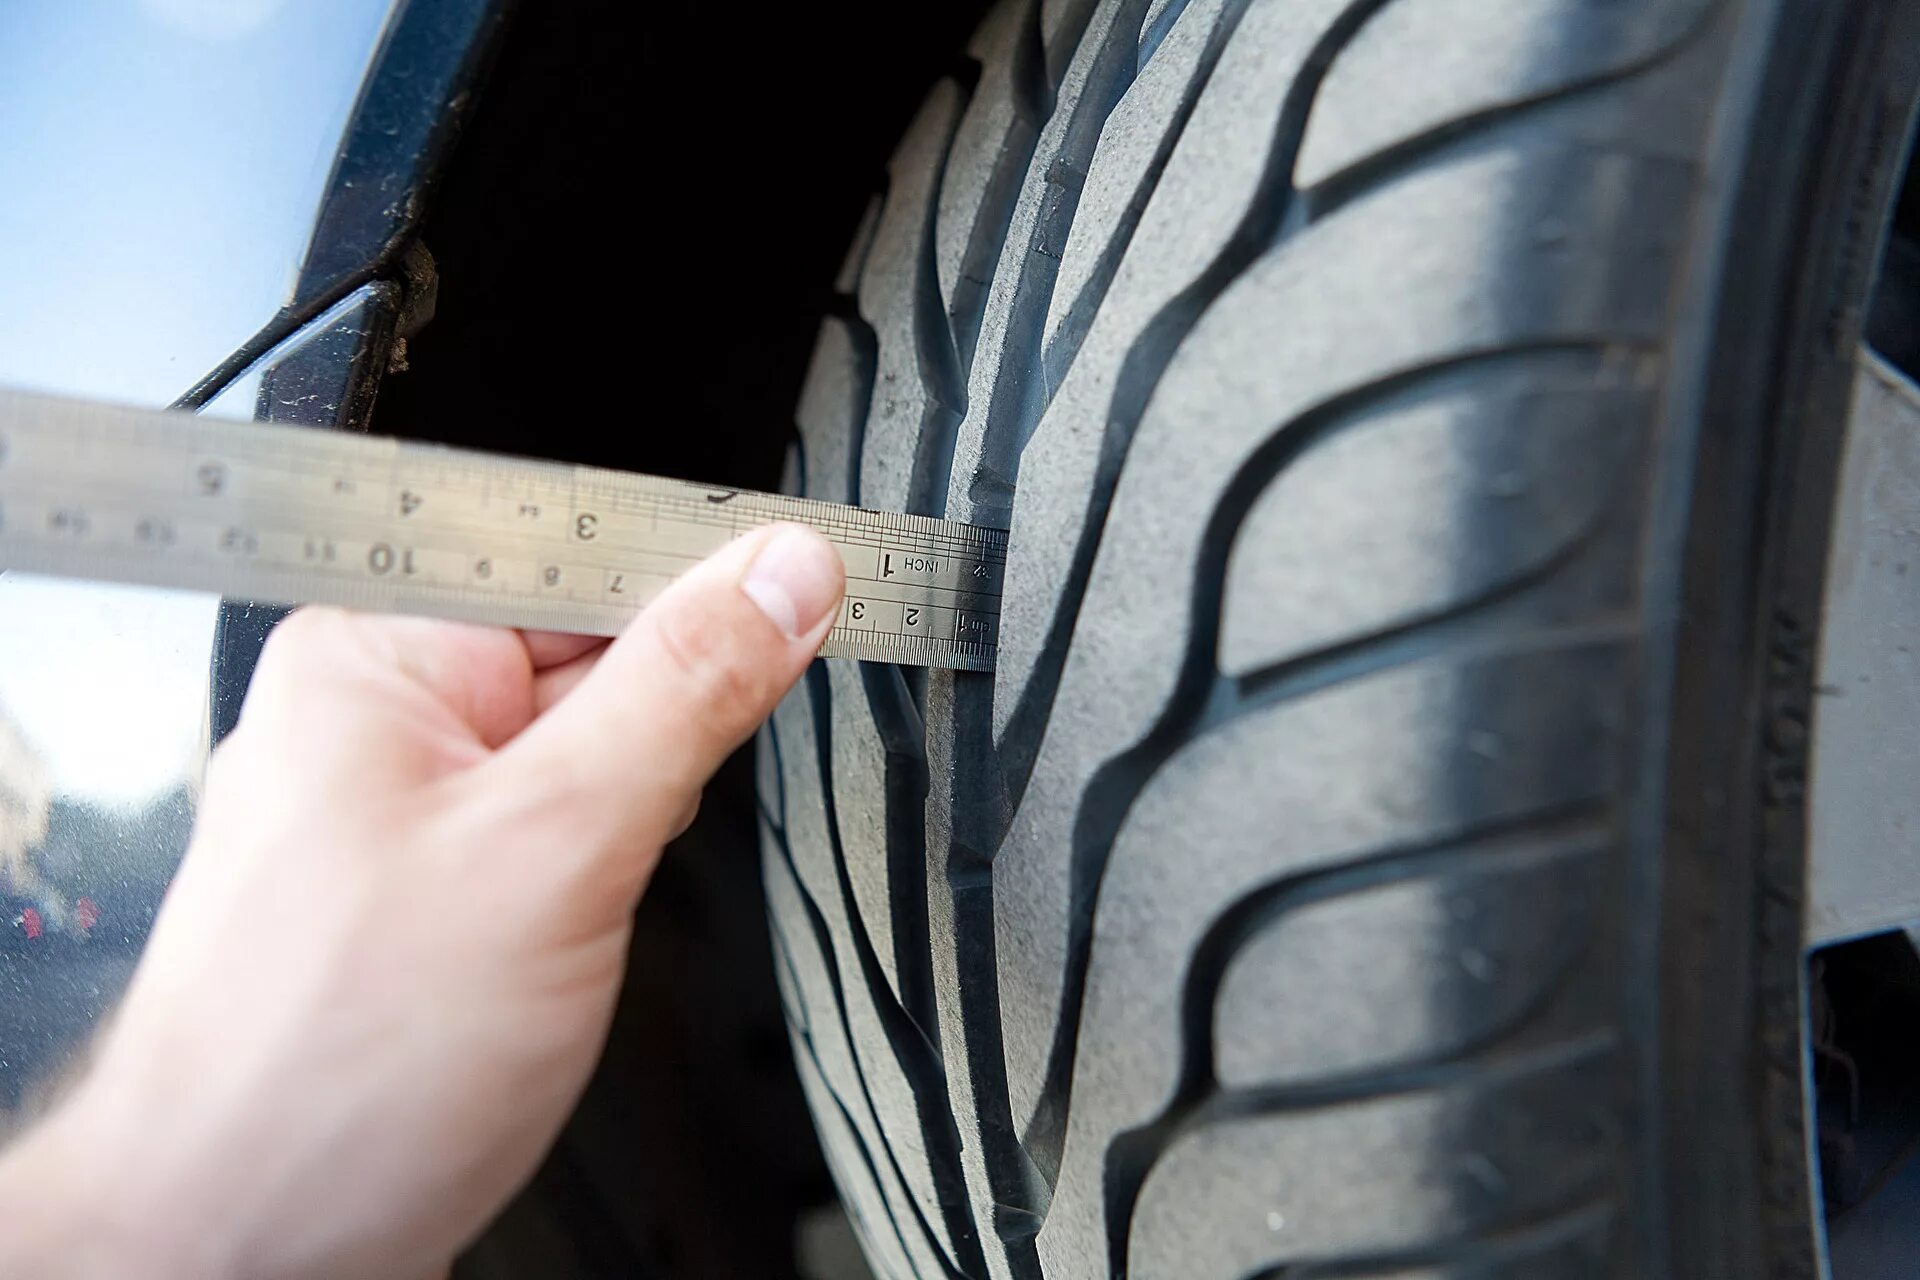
[0,389,1003,672]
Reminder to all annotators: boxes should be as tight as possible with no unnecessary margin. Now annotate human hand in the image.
[0,524,844,1279]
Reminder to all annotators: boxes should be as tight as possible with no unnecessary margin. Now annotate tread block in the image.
[1137,0,1195,65]
[837,193,886,296]
[767,694,963,1277]
[779,438,804,506]
[921,673,1048,1280]
[1122,1047,1619,1278]
[796,317,873,507]
[773,683,969,1272]
[789,1025,919,1280]
[766,905,810,1036]
[1038,0,1235,375]
[1211,832,1605,1088]
[1217,355,1649,676]
[755,720,786,838]
[858,80,968,514]
[767,836,931,1280]
[827,661,913,1013]
[1041,0,1105,88]
[1292,0,1716,191]
[946,0,1155,527]
[938,0,1047,369]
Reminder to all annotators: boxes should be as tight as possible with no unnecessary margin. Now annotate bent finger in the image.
[531,647,604,715]
[245,609,537,753]
[522,631,606,670]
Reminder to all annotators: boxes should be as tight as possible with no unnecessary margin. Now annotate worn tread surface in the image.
[757,1,1804,1276]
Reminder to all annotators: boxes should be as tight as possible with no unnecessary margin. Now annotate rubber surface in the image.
[755,1,1863,1275]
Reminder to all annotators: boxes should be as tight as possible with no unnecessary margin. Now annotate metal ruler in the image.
[0,389,1002,671]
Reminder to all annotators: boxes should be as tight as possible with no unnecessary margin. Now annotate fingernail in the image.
[742,526,844,639]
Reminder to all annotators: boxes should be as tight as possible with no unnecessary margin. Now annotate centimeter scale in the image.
[0,389,1003,672]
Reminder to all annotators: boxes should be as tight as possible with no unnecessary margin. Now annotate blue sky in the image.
[0,0,393,802]
[0,0,393,406]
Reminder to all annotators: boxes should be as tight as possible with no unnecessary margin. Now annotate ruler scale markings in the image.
[10,479,1001,604]
[0,388,1001,671]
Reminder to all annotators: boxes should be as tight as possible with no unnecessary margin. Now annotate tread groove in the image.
[932,673,1055,1277]
[908,166,970,519]
[992,0,1399,800]
[763,808,936,1279]
[949,0,1158,530]
[1136,0,1195,69]
[946,0,1054,374]
[860,661,943,1055]
[805,665,990,1276]
[1039,0,1260,395]
[789,1021,926,1279]
[823,296,885,507]
[765,690,971,1277]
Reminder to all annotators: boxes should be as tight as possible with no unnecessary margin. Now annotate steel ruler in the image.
[0,388,1002,671]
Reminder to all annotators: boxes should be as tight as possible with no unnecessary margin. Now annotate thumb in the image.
[484,523,843,849]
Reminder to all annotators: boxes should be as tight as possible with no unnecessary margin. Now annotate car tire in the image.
[756,1,1920,1276]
